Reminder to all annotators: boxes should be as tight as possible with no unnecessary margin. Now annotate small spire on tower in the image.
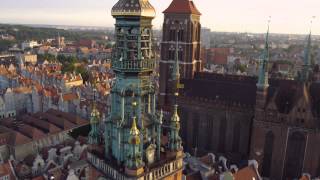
[88,79,100,145]
[172,30,180,82]
[171,104,180,122]
[130,116,140,138]
[301,16,315,82]
[91,79,99,117]
[257,17,271,90]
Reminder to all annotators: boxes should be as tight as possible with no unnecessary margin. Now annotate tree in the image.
[0,40,16,51]
[38,54,56,62]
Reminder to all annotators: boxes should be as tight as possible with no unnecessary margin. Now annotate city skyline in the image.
[0,0,319,35]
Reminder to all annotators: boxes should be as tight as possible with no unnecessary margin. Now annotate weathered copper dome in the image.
[111,0,156,18]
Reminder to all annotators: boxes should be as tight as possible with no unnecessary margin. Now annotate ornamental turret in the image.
[168,40,183,152]
[301,31,312,82]
[111,0,156,73]
[87,1,185,179]
[88,87,100,145]
[256,22,270,110]
[257,23,270,91]
[169,101,182,152]
[126,112,144,175]
[156,110,163,160]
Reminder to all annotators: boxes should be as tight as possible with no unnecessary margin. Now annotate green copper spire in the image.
[172,31,180,81]
[126,103,144,169]
[169,93,182,152]
[89,86,100,145]
[168,30,183,152]
[257,21,270,90]
[301,31,312,82]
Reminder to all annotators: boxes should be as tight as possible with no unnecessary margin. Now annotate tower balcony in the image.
[112,59,155,72]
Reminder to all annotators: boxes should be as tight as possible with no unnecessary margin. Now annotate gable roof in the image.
[180,72,257,107]
[163,0,201,15]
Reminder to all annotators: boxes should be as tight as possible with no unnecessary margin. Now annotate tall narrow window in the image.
[206,114,213,151]
[192,113,200,149]
[218,118,227,153]
[284,131,306,179]
[180,108,188,145]
[178,30,184,41]
[232,121,241,153]
[262,131,274,177]
[317,157,320,177]
[178,50,183,61]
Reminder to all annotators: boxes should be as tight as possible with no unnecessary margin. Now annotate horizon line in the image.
[0,22,319,36]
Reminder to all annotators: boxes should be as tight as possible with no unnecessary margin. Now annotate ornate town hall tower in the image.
[159,0,202,108]
[87,0,184,179]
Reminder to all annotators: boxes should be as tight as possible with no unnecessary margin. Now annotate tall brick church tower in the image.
[159,0,202,108]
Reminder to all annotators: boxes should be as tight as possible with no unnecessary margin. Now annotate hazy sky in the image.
[0,0,319,34]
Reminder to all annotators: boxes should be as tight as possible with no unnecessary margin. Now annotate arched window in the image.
[178,50,183,61]
[169,30,176,41]
[284,131,306,179]
[262,131,274,177]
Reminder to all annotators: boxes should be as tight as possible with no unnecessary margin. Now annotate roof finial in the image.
[130,116,140,136]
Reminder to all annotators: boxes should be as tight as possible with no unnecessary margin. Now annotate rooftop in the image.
[163,0,201,15]
[111,0,156,18]
[0,109,88,146]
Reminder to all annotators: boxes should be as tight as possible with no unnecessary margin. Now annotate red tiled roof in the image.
[18,124,46,140]
[163,0,201,15]
[0,110,89,146]
[47,109,87,126]
[0,162,15,179]
[23,115,62,134]
[233,166,260,180]
[63,93,78,101]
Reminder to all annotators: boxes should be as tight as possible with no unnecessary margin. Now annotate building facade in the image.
[250,31,320,179]
[159,0,202,108]
[171,22,320,179]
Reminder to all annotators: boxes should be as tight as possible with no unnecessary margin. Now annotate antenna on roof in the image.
[267,16,271,36]
[309,16,316,34]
